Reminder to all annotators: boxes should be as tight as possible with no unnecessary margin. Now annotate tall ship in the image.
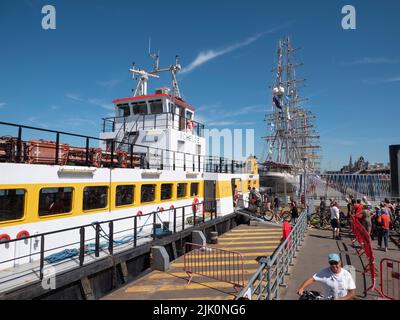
[0,52,258,294]
[259,37,320,200]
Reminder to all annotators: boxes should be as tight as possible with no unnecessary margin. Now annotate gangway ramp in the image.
[103,224,282,300]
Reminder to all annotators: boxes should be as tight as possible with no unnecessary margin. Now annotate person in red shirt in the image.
[352,199,364,217]
[377,210,391,251]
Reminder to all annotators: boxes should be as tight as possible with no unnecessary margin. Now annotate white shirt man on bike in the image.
[297,253,356,300]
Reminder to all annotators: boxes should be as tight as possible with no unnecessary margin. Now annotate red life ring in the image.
[0,234,11,242]
[159,207,164,212]
[137,211,143,216]
[169,205,175,210]
[192,197,200,213]
[16,230,30,239]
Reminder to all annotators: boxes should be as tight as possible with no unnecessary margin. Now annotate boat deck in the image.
[102,224,282,300]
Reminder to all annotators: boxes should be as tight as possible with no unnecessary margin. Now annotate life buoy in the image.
[192,197,200,213]
[137,211,143,216]
[0,234,11,242]
[169,205,175,210]
[159,207,164,212]
[16,230,30,239]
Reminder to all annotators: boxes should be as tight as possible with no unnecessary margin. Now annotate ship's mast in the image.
[129,41,182,98]
[264,36,320,172]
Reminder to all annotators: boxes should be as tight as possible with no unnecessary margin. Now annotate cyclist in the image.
[297,253,356,300]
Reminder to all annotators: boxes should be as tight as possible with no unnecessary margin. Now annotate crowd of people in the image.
[318,195,399,252]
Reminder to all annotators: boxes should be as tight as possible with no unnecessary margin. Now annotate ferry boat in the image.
[0,54,258,275]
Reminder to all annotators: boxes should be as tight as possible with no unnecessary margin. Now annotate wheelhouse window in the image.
[141,184,155,203]
[149,100,163,114]
[83,186,108,211]
[39,187,73,216]
[116,185,134,207]
[0,189,25,221]
[186,110,193,120]
[177,183,187,198]
[117,103,130,117]
[161,184,173,200]
[190,183,199,197]
[132,102,148,115]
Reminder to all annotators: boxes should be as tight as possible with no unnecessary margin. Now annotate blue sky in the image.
[0,0,400,170]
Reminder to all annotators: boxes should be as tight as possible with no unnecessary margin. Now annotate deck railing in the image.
[0,199,218,283]
[0,121,251,174]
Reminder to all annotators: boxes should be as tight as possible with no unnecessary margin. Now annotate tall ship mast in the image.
[260,36,321,198]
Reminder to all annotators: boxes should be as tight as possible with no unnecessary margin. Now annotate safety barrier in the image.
[235,210,308,300]
[349,215,383,297]
[184,242,244,291]
[379,258,400,300]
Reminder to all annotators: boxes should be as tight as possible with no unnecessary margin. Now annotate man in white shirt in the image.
[297,253,356,300]
[330,202,340,240]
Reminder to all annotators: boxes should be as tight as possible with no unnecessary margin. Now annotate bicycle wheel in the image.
[281,209,292,222]
[309,214,321,226]
[263,209,274,221]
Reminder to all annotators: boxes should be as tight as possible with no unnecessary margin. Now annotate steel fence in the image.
[184,242,245,292]
[235,210,308,300]
[379,258,400,300]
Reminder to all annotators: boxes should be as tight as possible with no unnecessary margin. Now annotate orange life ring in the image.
[0,234,11,242]
[137,211,143,216]
[192,197,200,213]
[16,230,30,239]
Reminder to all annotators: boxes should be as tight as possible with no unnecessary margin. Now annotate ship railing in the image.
[101,112,205,138]
[0,199,219,285]
[0,121,250,174]
[235,210,308,300]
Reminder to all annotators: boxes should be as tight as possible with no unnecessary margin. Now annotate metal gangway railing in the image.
[235,210,308,300]
[184,243,245,292]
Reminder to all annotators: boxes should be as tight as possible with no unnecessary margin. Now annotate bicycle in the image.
[309,208,331,228]
[299,290,334,300]
[261,206,292,222]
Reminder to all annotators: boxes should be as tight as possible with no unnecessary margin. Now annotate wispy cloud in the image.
[362,76,400,85]
[0,102,7,109]
[97,79,121,89]
[347,57,400,65]
[65,93,84,102]
[50,105,60,111]
[66,94,114,110]
[181,22,294,75]
[27,116,49,129]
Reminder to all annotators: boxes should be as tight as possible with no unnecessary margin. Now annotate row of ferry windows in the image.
[0,183,199,222]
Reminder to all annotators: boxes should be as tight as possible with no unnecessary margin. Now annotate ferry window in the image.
[116,185,134,207]
[132,102,148,115]
[190,183,199,197]
[186,110,193,120]
[141,184,155,203]
[0,189,25,221]
[149,100,163,114]
[161,184,173,200]
[39,187,73,216]
[83,186,108,211]
[117,104,130,117]
[177,183,187,198]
